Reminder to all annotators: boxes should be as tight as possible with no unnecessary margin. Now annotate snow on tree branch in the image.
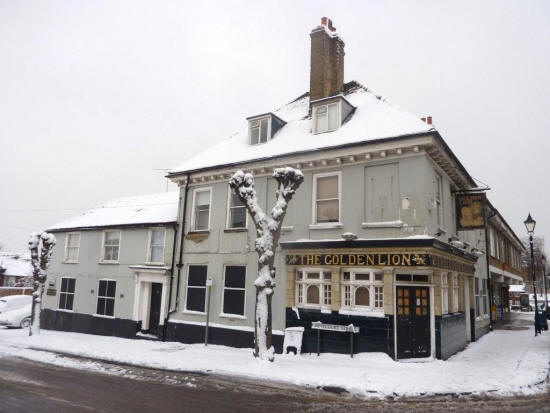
[229,167,303,361]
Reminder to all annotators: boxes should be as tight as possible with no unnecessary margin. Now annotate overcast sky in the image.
[1,1,549,253]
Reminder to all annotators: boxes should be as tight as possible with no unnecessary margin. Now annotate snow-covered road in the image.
[0,313,548,399]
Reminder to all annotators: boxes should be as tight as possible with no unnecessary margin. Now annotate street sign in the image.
[311,321,359,333]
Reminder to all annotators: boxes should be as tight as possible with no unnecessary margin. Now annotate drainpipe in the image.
[162,173,190,341]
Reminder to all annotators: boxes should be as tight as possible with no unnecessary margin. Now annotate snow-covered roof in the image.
[170,81,434,175]
[48,191,179,232]
[0,253,32,277]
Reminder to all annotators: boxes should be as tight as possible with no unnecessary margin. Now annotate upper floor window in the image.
[249,117,270,145]
[191,188,211,231]
[313,102,339,134]
[295,270,332,309]
[342,271,384,312]
[489,227,496,257]
[148,228,165,264]
[64,232,80,263]
[102,230,120,262]
[313,172,340,224]
[435,174,443,227]
[227,190,247,229]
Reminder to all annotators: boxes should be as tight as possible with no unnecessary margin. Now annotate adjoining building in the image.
[0,252,32,287]
[42,192,179,338]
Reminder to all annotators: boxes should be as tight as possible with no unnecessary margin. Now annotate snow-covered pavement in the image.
[0,313,548,399]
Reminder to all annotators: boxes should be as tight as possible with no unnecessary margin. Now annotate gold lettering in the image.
[332,254,340,265]
[314,254,321,265]
[324,255,332,265]
[357,255,365,266]
[402,254,411,266]
[392,254,401,266]
[366,254,375,266]
[378,254,386,266]
[349,255,356,265]
[340,254,347,265]
[307,255,314,265]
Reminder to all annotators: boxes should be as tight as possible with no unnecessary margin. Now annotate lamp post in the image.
[524,213,540,336]
[543,255,548,319]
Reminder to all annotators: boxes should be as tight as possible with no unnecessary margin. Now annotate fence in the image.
[0,287,33,298]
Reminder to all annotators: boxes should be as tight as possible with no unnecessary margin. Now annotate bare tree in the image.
[229,167,303,361]
[28,232,56,336]
[521,236,547,292]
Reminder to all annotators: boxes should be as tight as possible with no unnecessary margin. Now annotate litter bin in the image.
[536,311,548,332]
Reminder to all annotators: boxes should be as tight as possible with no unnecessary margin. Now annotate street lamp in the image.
[524,213,540,336]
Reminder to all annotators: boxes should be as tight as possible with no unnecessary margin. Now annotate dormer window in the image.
[250,117,270,145]
[247,113,286,145]
[311,95,355,135]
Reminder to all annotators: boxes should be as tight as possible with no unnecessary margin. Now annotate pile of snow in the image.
[0,312,548,398]
[48,191,179,231]
[170,82,434,174]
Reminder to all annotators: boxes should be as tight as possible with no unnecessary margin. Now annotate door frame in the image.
[393,281,435,360]
[131,269,169,332]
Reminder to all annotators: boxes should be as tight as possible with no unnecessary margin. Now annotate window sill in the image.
[56,309,74,313]
[219,313,247,320]
[182,310,206,316]
[93,314,115,319]
[188,230,210,234]
[309,223,343,230]
[99,261,119,265]
[338,308,385,318]
[144,262,166,266]
[224,228,247,233]
[62,261,79,264]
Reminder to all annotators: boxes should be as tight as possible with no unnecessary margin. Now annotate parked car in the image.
[0,295,32,328]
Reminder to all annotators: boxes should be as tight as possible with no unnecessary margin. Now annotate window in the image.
[96,280,116,316]
[191,188,211,231]
[452,274,459,313]
[435,174,443,227]
[64,233,80,262]
[148,228,165,263]
[227,191,247,229]
[489,227,496,257]
[102,230,120,262]
[475,277,481,318]
[249,117,270,145]
[295,270,332,309]
[441,273,449,314]
[341,271,384,312]
[313,102,339,134]
[313,173,340,224]
[58,278,75,311]
[185,265,207,313]
[222,266,246,316]
[481,279,488,315]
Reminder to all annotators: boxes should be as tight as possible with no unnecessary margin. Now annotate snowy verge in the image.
[0,319,549,399]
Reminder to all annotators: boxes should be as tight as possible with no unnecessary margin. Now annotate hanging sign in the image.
[456,193,486,230]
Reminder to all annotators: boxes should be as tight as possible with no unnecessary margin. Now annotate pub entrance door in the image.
[396,286,431,359]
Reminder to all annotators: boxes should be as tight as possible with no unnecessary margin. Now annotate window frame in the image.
[58,277,76,311]
[340,270,384,313]
[184,264,208,314]
[190,187,212,232]
[101,230,121,264]
[248,116,272,145]
[441,273,449,315]
[220,265,247,318]
[312,101,341,134]
[435,174,444,228]
[312,171,342,225]
[63,232,81,263]
[95,279,116,318]
[452,274,459,313]
[295,268,332,310]
[226,186,248,230]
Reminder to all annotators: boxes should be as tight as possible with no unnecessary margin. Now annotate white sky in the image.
[1,1,549,253]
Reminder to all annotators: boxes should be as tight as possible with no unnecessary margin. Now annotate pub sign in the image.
[456,193,486,230]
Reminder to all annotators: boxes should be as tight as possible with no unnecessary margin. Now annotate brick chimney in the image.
[309,17,345,102]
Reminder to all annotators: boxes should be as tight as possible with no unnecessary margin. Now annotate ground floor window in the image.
[59,277,75,311]
[452,274,459,313]
[296,269,332,309]
[441,273,449,314]
[96,280,116,316]
[475,277,489,318]
[341,270,384,312]
[186,265,207,313]
[222,265,246,316]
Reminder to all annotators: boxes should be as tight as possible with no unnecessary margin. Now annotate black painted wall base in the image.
[165,322,284,353]
[285,308,394,358]
[40,309,138,339]
[435,312,467,360]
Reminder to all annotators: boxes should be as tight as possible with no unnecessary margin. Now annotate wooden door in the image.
[396,286,431,358]
[148,283,163,335]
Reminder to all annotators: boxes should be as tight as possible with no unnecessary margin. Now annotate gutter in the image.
[162,173,190,341]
